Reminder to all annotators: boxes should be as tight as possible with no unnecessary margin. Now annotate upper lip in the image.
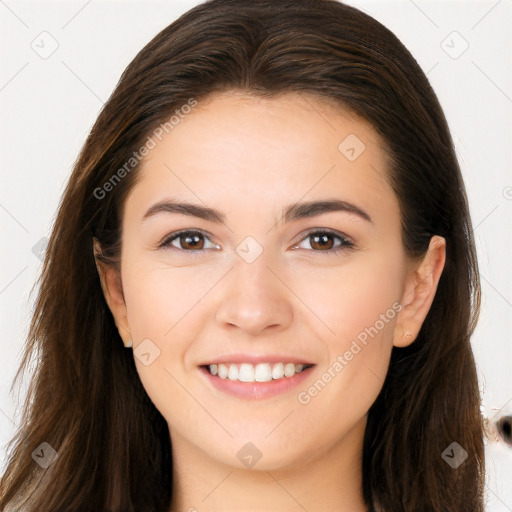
[199,354,316,366]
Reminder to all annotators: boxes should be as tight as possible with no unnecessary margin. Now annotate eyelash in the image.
[159,229,355,255]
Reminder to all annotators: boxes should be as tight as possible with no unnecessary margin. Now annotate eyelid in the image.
[295,227,354,245]
[159,227,355,254]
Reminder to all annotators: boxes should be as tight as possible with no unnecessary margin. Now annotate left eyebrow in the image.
[141,198,372,224]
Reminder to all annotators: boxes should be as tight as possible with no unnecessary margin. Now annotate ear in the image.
[93,238,132,347]
[393,235,446,348]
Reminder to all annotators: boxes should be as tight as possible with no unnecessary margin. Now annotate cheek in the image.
[295,278,399,443]
[120,261,212,419]
[120,258,222,397]
[290,249,404,409]
[122,260,214,340]
[290,249,405,349]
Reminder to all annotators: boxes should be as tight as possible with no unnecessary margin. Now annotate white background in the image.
[1,0,511,509]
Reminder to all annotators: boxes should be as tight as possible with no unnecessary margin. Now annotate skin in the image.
[96,91,446,512]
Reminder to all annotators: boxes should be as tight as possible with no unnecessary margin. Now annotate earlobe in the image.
[92,238,132,346]
[393,235,446,348]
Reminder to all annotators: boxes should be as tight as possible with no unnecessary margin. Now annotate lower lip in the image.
[199,365,315,400]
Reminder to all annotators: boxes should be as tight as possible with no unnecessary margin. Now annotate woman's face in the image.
[106,91,432,471]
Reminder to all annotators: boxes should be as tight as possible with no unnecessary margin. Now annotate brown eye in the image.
[294,230,355,254]
[309,233,335,250]
[178,232,204,250]
[160,230,219,252]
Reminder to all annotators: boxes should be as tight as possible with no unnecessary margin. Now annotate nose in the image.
[214,250,294,336]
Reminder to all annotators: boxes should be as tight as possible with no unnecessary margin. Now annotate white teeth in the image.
[207,362,310,382]
[254,363,272,382]
[272,362,284,379]
[239,363,255,382]
[217,364,228,379]
[284,363,295,377]
[228,365,239,380]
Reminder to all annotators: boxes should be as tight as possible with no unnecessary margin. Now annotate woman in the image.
[0,0,485,510]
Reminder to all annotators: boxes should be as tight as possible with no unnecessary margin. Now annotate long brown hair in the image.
[0,0,484,510]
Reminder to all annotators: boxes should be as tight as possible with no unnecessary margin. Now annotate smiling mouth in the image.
[201,362,315,383]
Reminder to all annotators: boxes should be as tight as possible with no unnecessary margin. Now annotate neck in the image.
[169,417,368,512]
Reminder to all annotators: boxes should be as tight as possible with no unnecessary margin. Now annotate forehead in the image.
[126,91,397,224]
